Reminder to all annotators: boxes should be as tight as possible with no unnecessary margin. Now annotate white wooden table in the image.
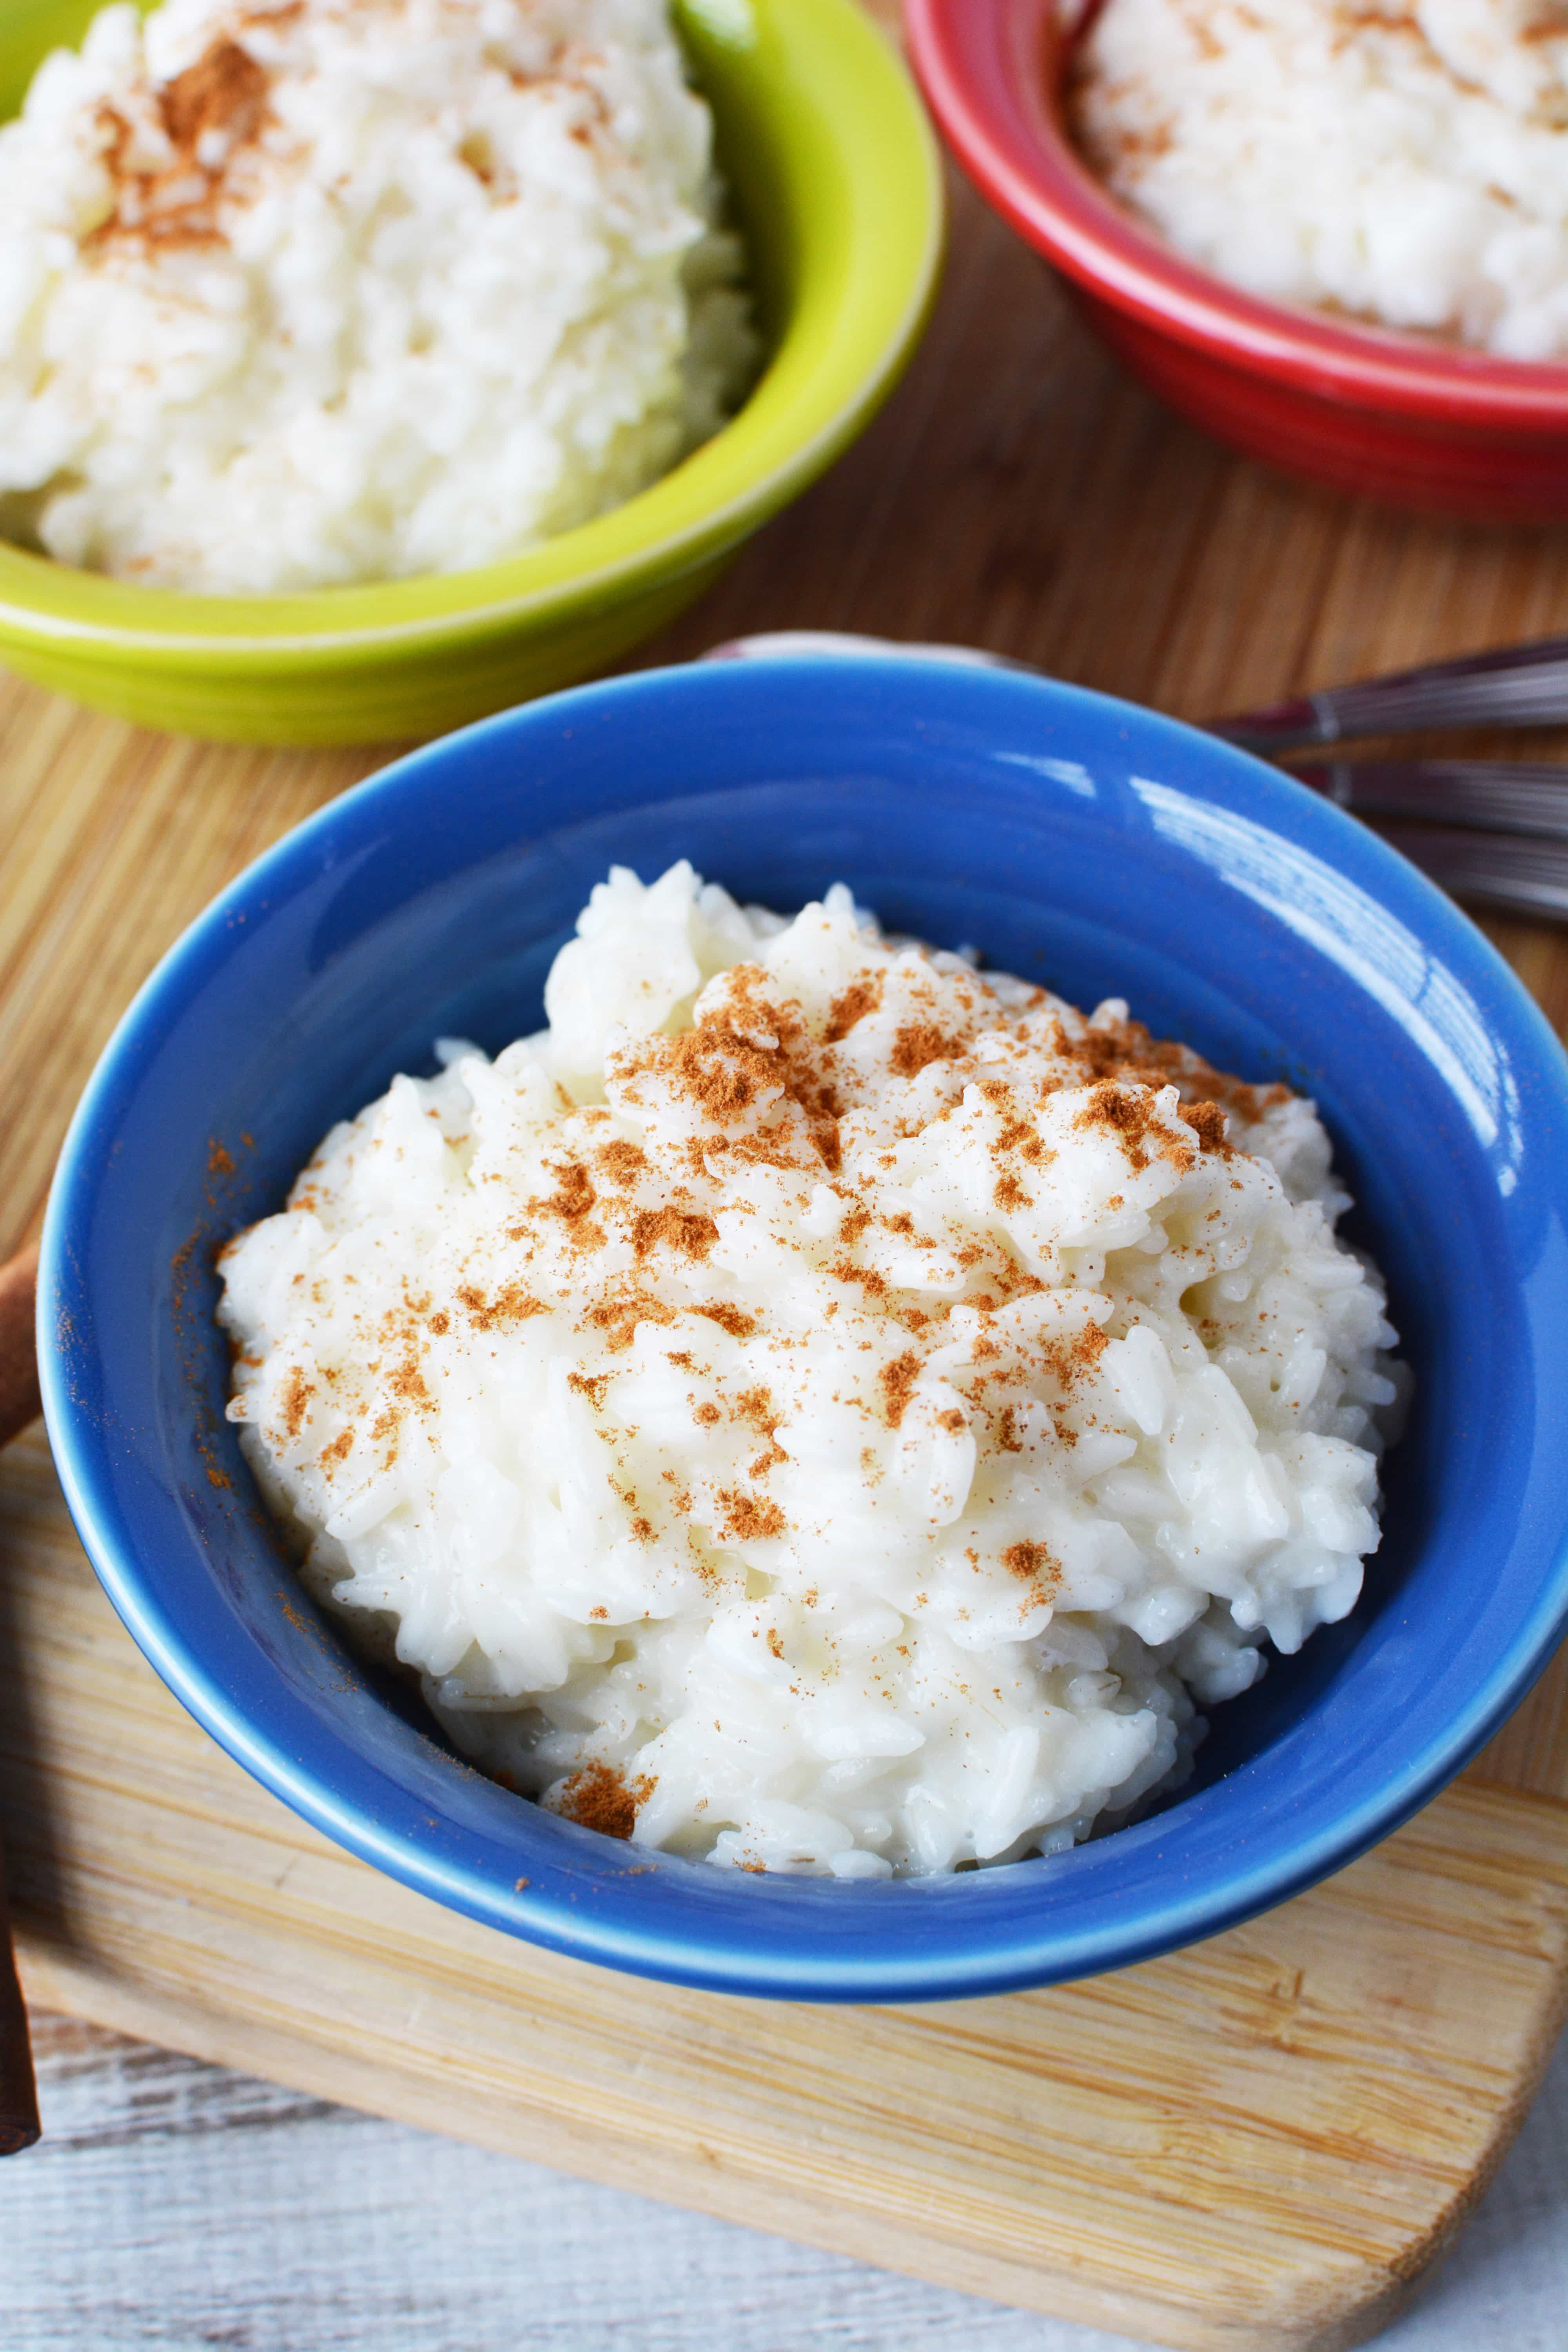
[4,2009,1564,2350]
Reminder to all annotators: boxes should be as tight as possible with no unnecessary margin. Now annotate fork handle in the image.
[1296,760,1568,843]
[1374,824,1568,923]
[1213,634,1568,752]
[0,1245,41,2154]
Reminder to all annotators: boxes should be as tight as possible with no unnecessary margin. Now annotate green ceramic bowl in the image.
[0,0,942,744]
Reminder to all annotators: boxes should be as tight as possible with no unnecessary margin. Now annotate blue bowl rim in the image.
[37,653,1568,2001]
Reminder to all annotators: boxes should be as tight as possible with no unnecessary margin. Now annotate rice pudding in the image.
[218,862,1405,1878]
[0,0,755,591]
[1073,0,1568,361]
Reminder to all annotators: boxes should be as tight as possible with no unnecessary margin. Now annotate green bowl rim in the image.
[0,0,944,659]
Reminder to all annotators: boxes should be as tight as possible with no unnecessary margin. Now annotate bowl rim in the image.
[905,0,1568,423]
[37,654,1568,1999]
[0,0,944,658]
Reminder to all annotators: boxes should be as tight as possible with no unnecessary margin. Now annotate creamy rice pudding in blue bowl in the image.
[39,655,1568,1998]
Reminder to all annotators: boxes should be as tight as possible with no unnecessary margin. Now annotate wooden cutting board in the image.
[5,106,1568,2352]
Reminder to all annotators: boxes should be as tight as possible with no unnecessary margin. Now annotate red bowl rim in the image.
[905,0,1568,425]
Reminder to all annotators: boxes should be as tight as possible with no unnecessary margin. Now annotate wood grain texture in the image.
[4,149,1568,2352]
[9,2011,1565,2352]
[4,1425,1568,2352]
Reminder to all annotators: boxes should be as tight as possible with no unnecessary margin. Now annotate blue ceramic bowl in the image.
[40,657,1568,2002]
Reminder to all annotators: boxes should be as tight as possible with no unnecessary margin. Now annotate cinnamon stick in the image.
[0,1243,42,2153]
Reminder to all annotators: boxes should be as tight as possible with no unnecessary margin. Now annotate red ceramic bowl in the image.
[906,0,1568,521]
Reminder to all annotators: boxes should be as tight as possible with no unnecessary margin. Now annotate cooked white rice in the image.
[1073,0,1568,361]
[0,0,755,591]
[218,862,1405,1878]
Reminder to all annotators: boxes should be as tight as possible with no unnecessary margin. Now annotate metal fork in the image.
[1298,759,1568,838]
[1212,633,1568,754]
[1372,825,1568,922]
[1287,762,1568,920]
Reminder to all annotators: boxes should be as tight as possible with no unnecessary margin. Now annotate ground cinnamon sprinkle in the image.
[456,1280,549,1332]
[584,1283,677,1352]
[595,1138,649,1187]
[730,1383,786,1473]
[662,1025,774,1119]
[715,962,805,1045]
[823,974,883,1043]
[1001,1539,1062,1589]
[733,1384,776,1431]
[631,1205,719,1261]
[387,1347,433,1409]
[94,37,270,250]
[1216,1076,1292,1122]
[162,36,267,153]
[543,1163,597,1217]
[717,1487,786,1541]
[1180,1099,1231,1154]
[1040,1321,1110,1388]
[1073,1079,1196,1174]
[552,1759,655,1841]
[889,1021,961,1078]
[829,1256,889,1298]
[277,1365,313,1437]
[528,1159,604,1247]
[693,1300,757,1338]
[878,1349,922,1428]
[1041,1006,1285,1132]
[995,1114,1053,1166]
[621,982,857,1177]
[811,1116,843,1174]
